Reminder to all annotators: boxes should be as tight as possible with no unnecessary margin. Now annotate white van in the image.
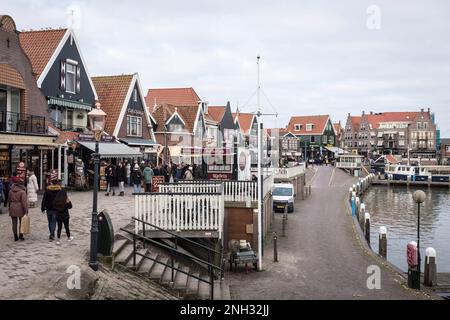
[272,183,295,213]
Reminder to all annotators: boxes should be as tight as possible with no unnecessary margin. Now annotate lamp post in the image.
[87,101,106,271]
[413,190,426,289]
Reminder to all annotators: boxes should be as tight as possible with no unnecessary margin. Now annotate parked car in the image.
[272,183,295,213]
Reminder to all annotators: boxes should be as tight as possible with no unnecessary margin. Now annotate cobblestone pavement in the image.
[228,166,437,300]
[0,186,149,299]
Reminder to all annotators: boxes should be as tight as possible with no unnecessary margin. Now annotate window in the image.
[169,123,183,132]
[133,88,138,102]
[127,115,142,137]
[306,124,313,131]
[294,124,302,131]
[322,135,327,144]
[310,136,315,143]
[329,136,335,145]
[66,62,76,94]
[423,122,428,130]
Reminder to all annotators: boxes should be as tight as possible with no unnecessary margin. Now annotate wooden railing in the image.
[176,180,259,202]
[134,191,224,239]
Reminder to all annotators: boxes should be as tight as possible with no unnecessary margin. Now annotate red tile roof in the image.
[232,112,255,135]
[287,115,330,135]
[145,87,201,108]
[152,104,200,133]
[333,123,342,133]
[48,124,80,144]
[363,112,421,129]
[91,74,134,135]
[207,106,226,123]
[19,28,67,79]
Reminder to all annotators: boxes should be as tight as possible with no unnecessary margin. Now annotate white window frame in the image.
[133,88,138,102]
[294,124,302,131]
[66,61,77,94]
[127,115,142,137]
[306,124,313,131]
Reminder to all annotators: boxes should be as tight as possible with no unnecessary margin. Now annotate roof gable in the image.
[152,104,200,134]
[288,115,330,135]
[145,87,200,107]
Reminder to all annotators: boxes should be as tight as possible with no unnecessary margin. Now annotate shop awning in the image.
[324,146,345,155]
[47,96,92,111]
[119,138,158,146]
[78,141,142,158]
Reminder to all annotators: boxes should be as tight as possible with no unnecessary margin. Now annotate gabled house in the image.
[287,115,336,160]
[207,102,237,147]
[146,88,206,164]
[19,27,97,132]
[232,111,257,148]
[0,15,58,187]
[91,73,158,163]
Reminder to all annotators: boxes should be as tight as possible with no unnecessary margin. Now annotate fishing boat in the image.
[385,164,450,182]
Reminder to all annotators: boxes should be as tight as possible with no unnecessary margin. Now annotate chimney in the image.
[420,108,424,113]
[427,107,430,113]
[370,111,373,115]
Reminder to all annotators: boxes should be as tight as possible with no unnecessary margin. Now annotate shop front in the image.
[119,138,160,165]
[0,132,58,189]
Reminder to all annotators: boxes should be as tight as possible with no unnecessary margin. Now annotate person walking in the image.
[105,162,117,196]
[143,163,154,193]
[184,165,194,180]
[117,162,126,196]
[131,163,142,193]
[26,169,39,208]
[125,161,131,186]
[41,174,62,241]
[52,189,73,245]
[8,176,28,241]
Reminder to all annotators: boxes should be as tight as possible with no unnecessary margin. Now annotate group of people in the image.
[102,160,205,195]
[3,170,73,244]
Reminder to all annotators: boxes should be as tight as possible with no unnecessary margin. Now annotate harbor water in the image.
[363,185,450,272]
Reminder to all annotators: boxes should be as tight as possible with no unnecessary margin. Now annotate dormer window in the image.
[306,124,313,131]
[294,124,302,131]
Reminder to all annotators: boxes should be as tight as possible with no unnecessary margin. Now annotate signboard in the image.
[207,164,232,173]
[152,175,165,192]
[237,148,251,181]
[16,161,27,181]
[207,172,232,180]
[78,133,115,142]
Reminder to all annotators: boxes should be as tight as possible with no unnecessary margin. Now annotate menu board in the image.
[0,149,10,181]
[152,176,165,192]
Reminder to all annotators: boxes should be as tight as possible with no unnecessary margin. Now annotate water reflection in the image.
[363,186,450,272]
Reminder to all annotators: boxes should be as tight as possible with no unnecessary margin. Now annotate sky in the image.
[3,0,450,136]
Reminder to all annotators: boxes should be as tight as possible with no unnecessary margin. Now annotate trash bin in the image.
[97,209,114,256]
[408,267,420,289]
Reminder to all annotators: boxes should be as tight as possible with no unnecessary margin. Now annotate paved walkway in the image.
[228,166,435,300]
[0,186,173,300]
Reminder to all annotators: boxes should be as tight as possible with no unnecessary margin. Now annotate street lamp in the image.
[412,190,426,289]
[87,101,106,271]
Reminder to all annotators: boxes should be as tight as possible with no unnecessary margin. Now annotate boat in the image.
[384,164,450,183]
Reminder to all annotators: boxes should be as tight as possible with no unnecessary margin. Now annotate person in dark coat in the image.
[52,188,73,245]
[105,162,117,196]
[116,162,127,196]
[131,164,143,193]
[41,176,62,241]
[8,176,28,241]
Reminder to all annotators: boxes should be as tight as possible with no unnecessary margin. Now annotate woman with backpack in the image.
[52,188,73,245]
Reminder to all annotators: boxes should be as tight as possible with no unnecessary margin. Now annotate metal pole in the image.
[273,232,278,262]
[256,56,263,271]
[89,139,99,271]
[417,202,421,290]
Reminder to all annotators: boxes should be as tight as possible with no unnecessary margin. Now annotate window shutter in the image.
[76,66,81,93]
[60,60,66,91]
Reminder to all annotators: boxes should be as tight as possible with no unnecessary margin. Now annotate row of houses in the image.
[0,15,266,188]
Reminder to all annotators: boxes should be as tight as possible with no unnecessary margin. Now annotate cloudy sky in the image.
[4,0,450,135]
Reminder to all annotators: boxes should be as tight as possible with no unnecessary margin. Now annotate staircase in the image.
[111,235,230,300]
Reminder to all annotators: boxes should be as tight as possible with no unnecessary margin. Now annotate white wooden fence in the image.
[274,163,306,180]
[134,192,224,239]
[176,180,258,202]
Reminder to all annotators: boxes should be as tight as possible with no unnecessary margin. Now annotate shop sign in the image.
[78,133,115,142]
[207,172,232,180]
[16,161,27,180]
[207,164,232,173]
[152,175,165,192]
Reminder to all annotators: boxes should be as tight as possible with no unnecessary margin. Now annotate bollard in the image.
[281,212,286,237]
[284,203,288,221]
[351,196,356,217]
[379,226,387,259]
[424,247,437,287]
[364,212,371,247]
[309,185,311,196]
[355,197,360,217]
[273,232,278,262]
[359,203,365,225]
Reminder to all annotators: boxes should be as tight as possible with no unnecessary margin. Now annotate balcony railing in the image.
[51,120,86,132]
[0,111,46,134]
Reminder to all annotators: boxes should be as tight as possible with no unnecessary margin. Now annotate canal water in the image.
[363,186,450,272]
